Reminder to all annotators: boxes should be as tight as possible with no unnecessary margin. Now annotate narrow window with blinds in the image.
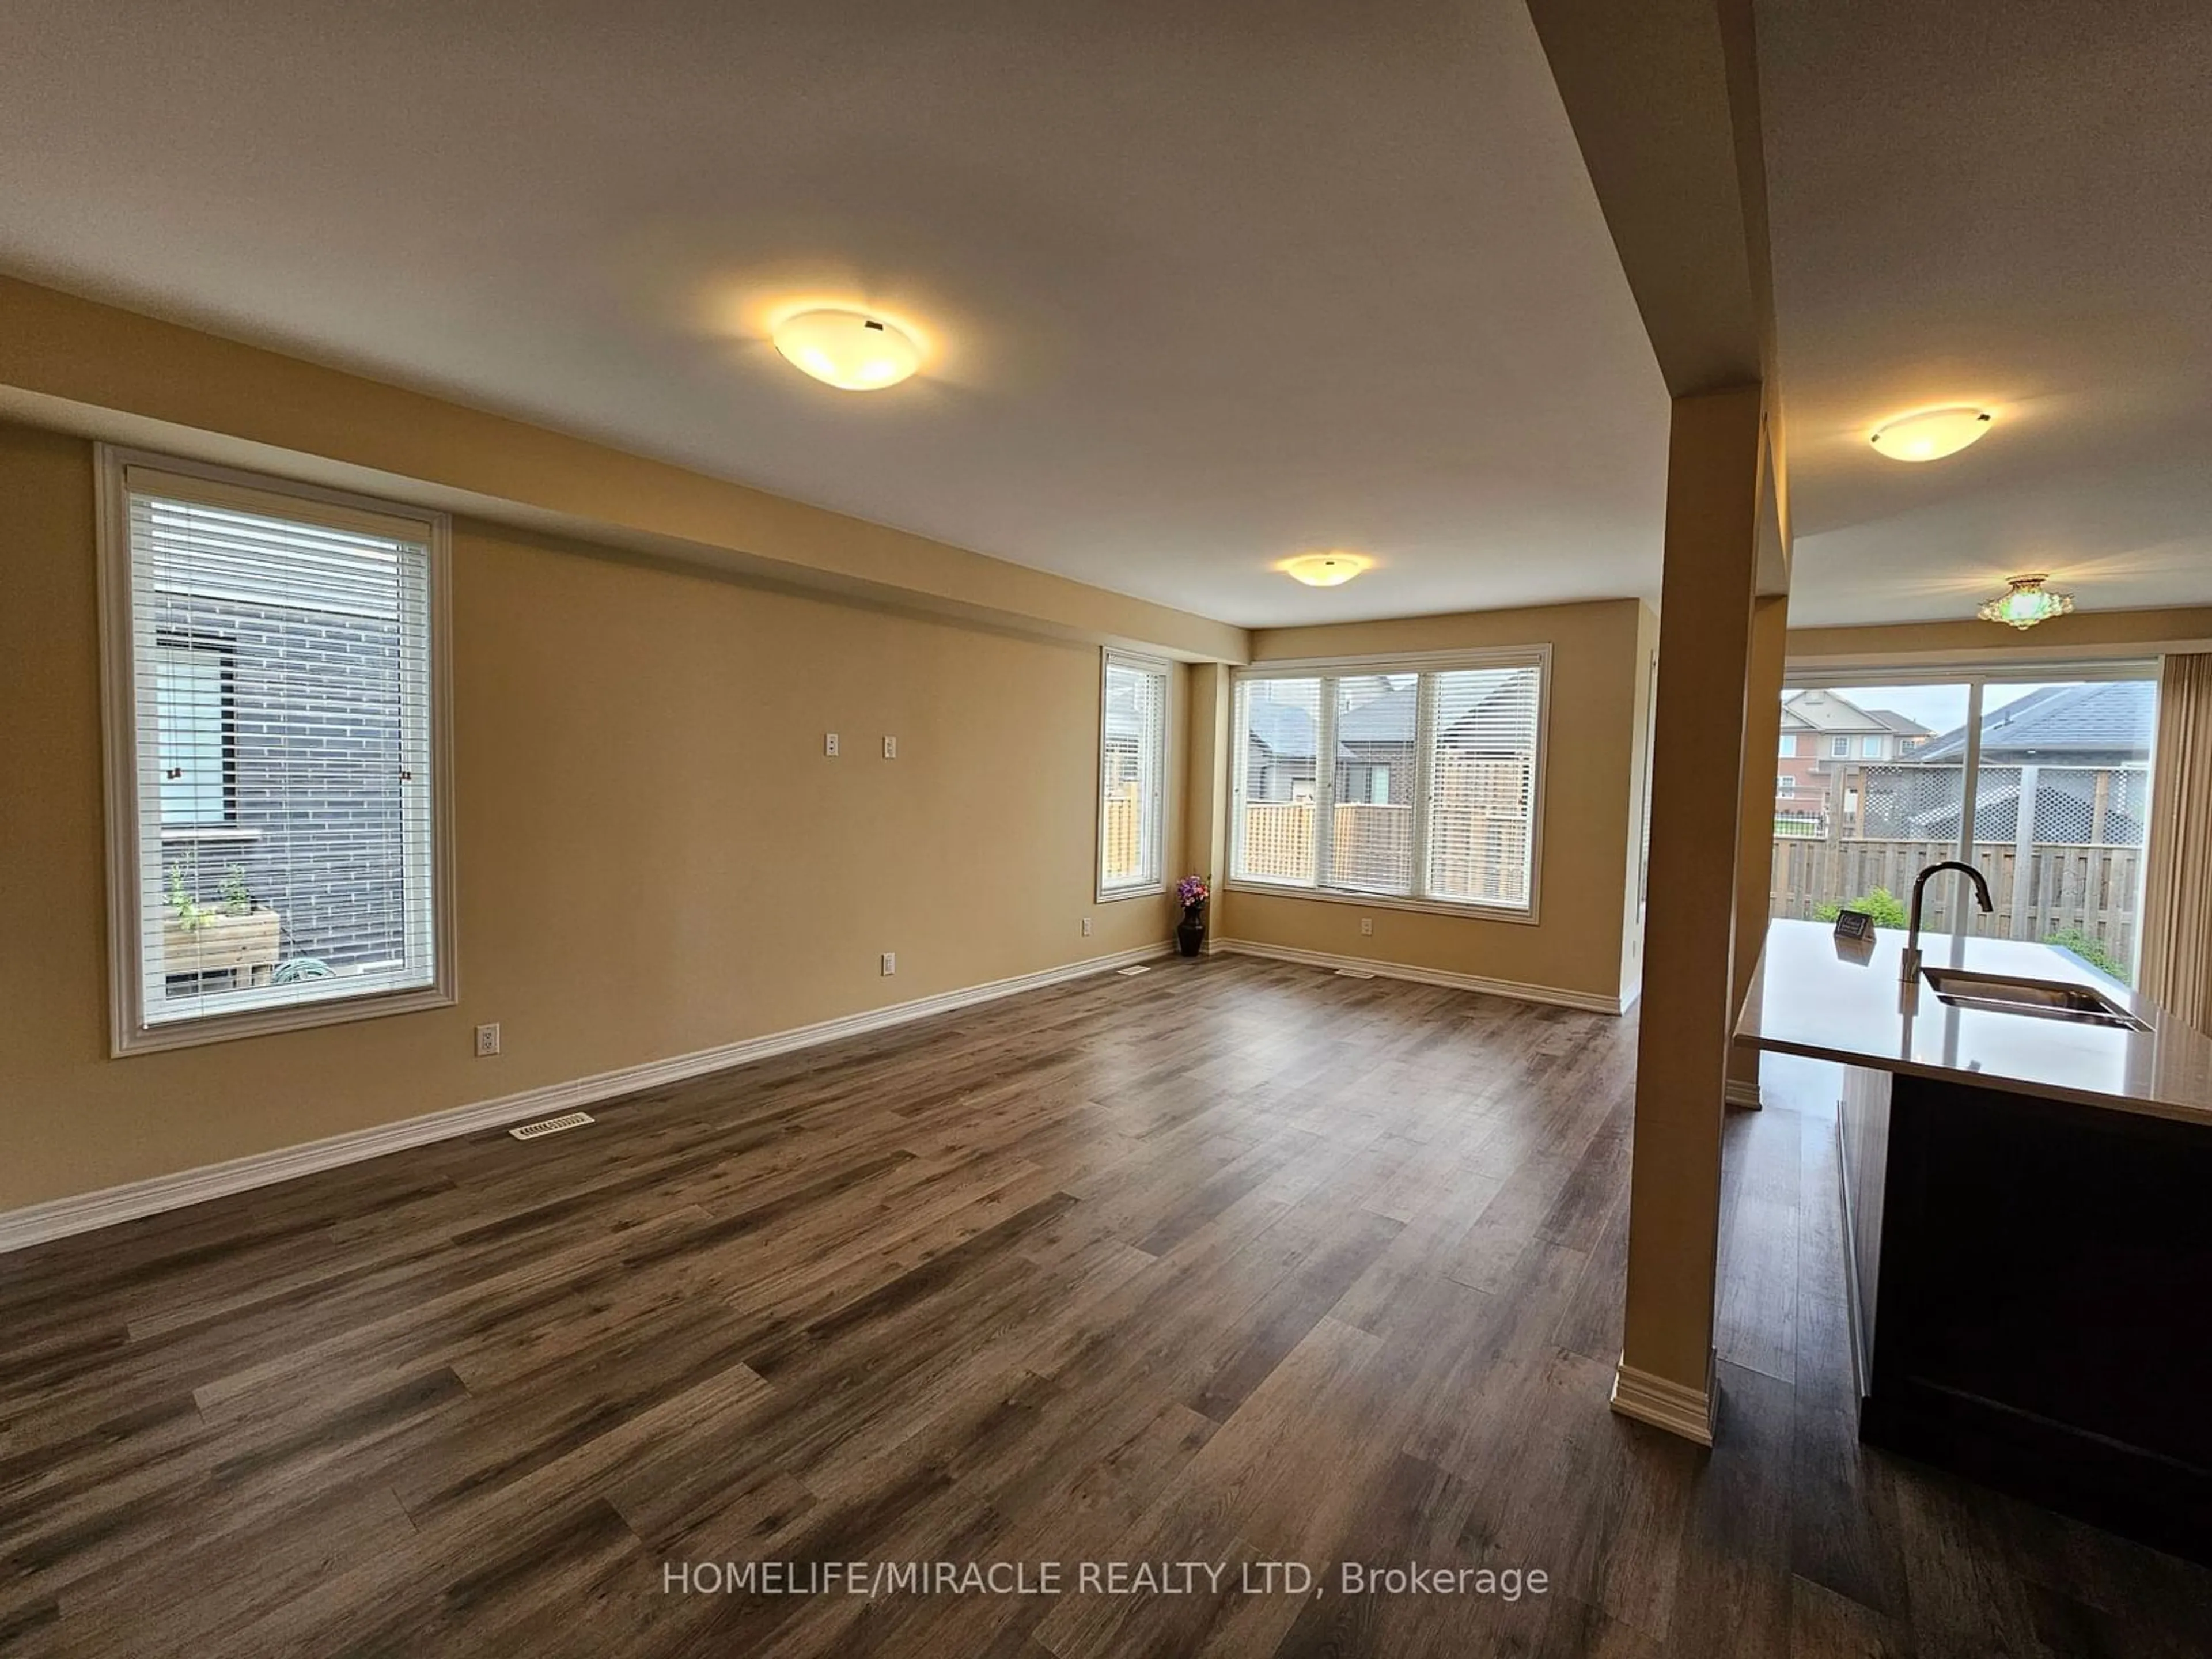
[1099,652,1169,897]
[1229,650,1546,917]
[99,450,454,1054]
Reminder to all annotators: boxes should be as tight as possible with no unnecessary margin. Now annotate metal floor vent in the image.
[509,1111,596,1141]
[1116,964,1152,976]
[1334,967,1378,980]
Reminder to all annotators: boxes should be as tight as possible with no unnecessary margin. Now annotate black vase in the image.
[1176,904,1206,957]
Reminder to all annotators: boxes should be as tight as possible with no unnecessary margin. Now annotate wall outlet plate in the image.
[882,735,897,759]
[1081,917,1092,937]
[824,733,839,756]
[474,1022,501,1056]
[881,952,896,976]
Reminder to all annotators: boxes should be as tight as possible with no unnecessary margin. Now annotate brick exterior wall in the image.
[156,595,407,973]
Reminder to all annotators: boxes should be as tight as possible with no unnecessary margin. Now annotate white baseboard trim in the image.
[0,942,1172,1256]
[1723,1078,1766,1110]
[1609,1349,1718,1446]
[1209,938,1626,1015]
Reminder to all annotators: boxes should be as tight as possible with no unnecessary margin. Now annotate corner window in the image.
[1099,651,1169,897]
[100,449,454,1053]
[1230,649,1547,918]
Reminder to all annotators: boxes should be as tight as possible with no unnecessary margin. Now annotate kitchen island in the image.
[1737,918,2212,1562]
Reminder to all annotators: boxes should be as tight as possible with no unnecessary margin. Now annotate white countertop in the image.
[1736,919,2212,1126]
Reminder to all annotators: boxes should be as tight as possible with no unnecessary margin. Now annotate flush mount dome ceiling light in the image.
[1978,574,2075,630]
[1283,553,1371,588]
[1869,406,1994,462]
[771,309,922,391]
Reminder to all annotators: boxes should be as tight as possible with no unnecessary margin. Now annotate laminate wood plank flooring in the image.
[3,960,2210,1656]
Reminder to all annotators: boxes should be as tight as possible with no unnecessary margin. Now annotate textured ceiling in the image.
[1760,0,2212,627]
[0,0,1671,628]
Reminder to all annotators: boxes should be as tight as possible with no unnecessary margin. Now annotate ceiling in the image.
[0,0,1670,630]
[1759,0,2212,627]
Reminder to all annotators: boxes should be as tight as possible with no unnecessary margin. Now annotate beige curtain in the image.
[2139,653,2212,1033]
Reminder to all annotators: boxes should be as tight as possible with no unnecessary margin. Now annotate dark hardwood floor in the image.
[3,957,2209,1656]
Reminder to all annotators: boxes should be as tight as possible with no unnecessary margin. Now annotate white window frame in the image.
[96,446,459,1056]
[1228,645,1550,924]
[1096,649,1171,901]
[1781,657,2159,968]
[1831,736,1851,758]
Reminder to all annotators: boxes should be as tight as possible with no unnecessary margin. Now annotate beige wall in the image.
[1216,599,1654,1005]
[0,422,1181,1211]
[1787,607,2212,666]
[0,275,1246,665]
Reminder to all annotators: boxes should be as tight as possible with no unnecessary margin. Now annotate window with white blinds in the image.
[1230,650,1547,916]
[100,450,454,1053]
[1099,652,1169,896]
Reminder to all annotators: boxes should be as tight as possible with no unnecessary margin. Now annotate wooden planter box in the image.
[161,907,282,987]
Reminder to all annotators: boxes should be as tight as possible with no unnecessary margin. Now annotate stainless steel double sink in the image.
[1920,966,2148,1031]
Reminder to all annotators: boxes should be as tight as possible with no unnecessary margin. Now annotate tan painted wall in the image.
[0,422,1181,1211]
[0,275,1246,665]
[1182,662,1232,899]
[1216,599,1654,1005]
[1787,607,2212,665]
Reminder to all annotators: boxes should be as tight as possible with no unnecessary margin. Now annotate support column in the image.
[1726,596,1790,1108]
[1611,384,1768,1445]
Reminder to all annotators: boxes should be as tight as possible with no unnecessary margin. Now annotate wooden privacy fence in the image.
[1239,801,1411,886]
[1101,788,1142,882]
[1235,800,1524,904]
[1770,837,2143,962]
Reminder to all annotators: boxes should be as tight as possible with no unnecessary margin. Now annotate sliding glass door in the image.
[1770,665,2158,981]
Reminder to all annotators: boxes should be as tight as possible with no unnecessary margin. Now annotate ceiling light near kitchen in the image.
[772,309,922,391]
[1869,406,1994,461]
[1283,553,1372,588]
[1978,574,2075,630]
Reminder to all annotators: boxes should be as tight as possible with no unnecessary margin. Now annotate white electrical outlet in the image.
[882,735,898,759]
[880,952,897,976]
[824,733,840,757]
[1359,917,1374,937]
[475,1022,501,1056]
[1081,917,1092,937]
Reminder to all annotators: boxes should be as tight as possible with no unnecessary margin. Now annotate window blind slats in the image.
[1100,654,1168,892]
[1231,656,1543,914]
[124,482,439,1031]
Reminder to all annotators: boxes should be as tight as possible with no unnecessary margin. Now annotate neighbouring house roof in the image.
[1781,690,1931,740]
[1914,681,2156,761]
[1245,671,1533,762]
[1861,707,1930,737]
[1244,698,1327,760]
